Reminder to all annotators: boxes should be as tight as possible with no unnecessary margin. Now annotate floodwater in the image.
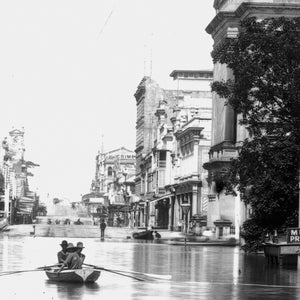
[0,236,300,300]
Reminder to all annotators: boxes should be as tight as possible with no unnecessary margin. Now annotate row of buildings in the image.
[0,128,41,225]
[83,0,300,240]
[134,70,213,234]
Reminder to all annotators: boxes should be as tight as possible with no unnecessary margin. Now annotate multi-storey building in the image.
[134,70,213,232]
[204,0,300,239]
[85,147,136,226]
[92,147,136,198]
[0,128,39,224]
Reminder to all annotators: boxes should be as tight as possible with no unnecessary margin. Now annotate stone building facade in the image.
[134,70,213,232]
[204,0,300,239]
[87,147,136,226]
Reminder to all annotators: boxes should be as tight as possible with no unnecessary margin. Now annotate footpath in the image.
[1,224,238,246]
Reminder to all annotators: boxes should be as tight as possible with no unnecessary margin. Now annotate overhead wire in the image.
[97,1,118,40]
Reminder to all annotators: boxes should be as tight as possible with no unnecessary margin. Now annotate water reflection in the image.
[45,281,100,300]
[1,236,300,299]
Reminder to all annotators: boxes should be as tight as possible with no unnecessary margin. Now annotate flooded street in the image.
[1,236,300,299]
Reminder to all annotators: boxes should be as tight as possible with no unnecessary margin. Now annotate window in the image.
[159,151,166,161]
[107,167,113,176]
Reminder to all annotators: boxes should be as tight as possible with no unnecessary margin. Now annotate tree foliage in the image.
[212,17,300,251]
[212,17,300,137]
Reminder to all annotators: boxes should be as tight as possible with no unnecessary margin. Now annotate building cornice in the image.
[175,127,204,141]
[206,3,300,48]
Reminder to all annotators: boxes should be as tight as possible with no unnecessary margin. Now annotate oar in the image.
[107,269,172,280]
[83,263,171,281]
[37,264,62,270]
[0,264,61,277]
[83,263,145,281]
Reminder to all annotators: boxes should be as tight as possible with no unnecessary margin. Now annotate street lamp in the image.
[145,199,149,230]
[122,170,128,227]
[181,203,191,248]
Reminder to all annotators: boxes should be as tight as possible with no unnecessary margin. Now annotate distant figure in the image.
[100,220,107,239]
[64,218,71,225]
[57,240,69,264]
[154,231,161,239]
[74,218,83,225]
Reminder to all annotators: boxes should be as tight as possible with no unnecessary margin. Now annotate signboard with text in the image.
[287,228,300,243]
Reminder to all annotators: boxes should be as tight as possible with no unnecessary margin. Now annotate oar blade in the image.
[115,270,172,280]
[143,273,172,280]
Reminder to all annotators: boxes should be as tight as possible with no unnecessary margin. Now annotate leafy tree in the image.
[211,17,300,251]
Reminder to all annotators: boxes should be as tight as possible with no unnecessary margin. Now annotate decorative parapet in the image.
[175,126,204,143]
[206,140,238,162]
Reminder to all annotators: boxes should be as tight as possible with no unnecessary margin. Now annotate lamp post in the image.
[181,203,191,248]
[145,199,149,230]
[122,170,128,227]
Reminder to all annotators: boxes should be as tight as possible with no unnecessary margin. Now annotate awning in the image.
[18,208,32,214]
[19,197,35,203]
[151,193,172,203]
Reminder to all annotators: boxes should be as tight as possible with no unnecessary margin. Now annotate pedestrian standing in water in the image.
[57,240,68,264]
[100,219,106,239]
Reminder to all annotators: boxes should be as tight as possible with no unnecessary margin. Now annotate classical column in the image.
[192,188,198,216]
[193,137,200,175]
[168,196,174,231]
[166,150,171,184]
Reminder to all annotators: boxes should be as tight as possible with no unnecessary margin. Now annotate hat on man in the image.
[60,240,68,247]
[66,243,76,251]
[76,241,85,249]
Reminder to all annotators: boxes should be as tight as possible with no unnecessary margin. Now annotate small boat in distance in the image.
[132,230,154,240]
[45,267,101,283]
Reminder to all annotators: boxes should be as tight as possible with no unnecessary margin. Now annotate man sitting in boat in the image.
[57,240,68,264]
[57,242,86,273]
[75,242,86,267]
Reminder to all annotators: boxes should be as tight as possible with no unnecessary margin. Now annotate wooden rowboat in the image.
[132,230,154,240]
[45,267,101,283]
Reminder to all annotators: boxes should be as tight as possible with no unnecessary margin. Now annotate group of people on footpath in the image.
[56,240,86,274]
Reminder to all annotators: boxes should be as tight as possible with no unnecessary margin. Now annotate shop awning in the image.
[151,193,172,203]
[19,197,35,203]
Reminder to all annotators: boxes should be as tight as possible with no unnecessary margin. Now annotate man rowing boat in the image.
[57,242,86,274]
[57,240,68,264]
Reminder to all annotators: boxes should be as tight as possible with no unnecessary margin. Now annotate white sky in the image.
[0,0,215,202]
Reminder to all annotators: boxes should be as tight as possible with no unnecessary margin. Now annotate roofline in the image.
[104,147,135,155]
[170,70,213,78]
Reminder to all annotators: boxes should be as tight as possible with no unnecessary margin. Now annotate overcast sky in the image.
[0,0,215,202]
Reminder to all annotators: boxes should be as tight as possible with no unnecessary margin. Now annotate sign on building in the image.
[287,228,300,243]
[89,197,105,204]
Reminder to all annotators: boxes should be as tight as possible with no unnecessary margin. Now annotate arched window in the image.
[107,166,113,176]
